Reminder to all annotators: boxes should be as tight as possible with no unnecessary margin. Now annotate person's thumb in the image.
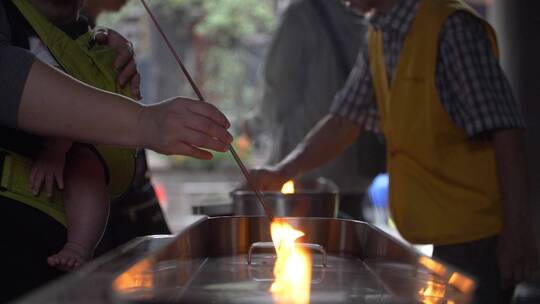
[93,27,109,45]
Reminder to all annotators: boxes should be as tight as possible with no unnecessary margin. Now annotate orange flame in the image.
[270,221,311,304]
[281,180,295,194]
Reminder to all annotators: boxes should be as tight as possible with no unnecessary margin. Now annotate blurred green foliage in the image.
[99,0,276,170]
[149,0,274,44]
[100,0,275,114]
[168,136,252,171]
[152,0,275,115]
[196,0,274,45]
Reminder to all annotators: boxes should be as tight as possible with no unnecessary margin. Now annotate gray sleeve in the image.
[0,2,35,128]
[436,12,525,137]
[245,3,309,137]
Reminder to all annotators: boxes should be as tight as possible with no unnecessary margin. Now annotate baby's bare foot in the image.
[47,242,92,271]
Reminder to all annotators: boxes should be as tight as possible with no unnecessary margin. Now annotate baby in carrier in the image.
[25,0,133,271]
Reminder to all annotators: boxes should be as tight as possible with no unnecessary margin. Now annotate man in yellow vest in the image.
[248,0,538,302]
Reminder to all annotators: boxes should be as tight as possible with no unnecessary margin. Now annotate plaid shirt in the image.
[330,0,524,137]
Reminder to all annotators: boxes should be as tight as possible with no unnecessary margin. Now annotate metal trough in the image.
[111,216,476,303]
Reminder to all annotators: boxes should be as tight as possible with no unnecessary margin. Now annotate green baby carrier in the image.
[0,0,137,226]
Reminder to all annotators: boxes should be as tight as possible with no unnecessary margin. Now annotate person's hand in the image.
[30,148,67,198]
[94,27,141,100]
[137,97,233,159]
[498,217,539,289]
[238,166,289,192]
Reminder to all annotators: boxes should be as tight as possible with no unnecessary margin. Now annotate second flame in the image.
[281,180,295,194]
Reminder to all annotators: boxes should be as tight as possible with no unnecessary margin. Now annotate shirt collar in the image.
[368,0,419,34]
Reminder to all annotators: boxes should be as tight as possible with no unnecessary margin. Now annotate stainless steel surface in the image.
[140,0,274,222]
[111,216,476,303]
[247,242,328,267]
[15,216,475,303]
[13,216,206,304]
[232,177,339,217]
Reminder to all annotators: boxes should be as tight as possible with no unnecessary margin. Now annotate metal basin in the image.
[111,216,476,303]
[232,177,339,217]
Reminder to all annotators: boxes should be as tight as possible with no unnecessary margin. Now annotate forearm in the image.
[276,114,360,179]
[492,129,529,224]
[18,59,143,147]
[492,129,540,285]
[42,137,73,154]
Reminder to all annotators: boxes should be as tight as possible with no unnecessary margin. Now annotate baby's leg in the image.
[47,145,109,271]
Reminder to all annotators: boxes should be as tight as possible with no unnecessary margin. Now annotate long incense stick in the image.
[140,0,274,222]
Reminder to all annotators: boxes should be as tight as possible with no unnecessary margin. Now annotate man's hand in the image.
[498,220,539,289]
[137,97,233,159]
[94,27,141,100]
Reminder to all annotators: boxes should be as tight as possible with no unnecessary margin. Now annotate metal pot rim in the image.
[230,190,338,196]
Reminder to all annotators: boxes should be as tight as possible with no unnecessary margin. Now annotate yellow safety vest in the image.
[0,0,137,226]
[368,0,501,245]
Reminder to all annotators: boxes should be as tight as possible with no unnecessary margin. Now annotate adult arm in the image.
[493,130,538,288]
[19,59,232,159]
[1,2,231,159]
[0,0,34,128]
[248,115,360,190]
[247,44,377,190]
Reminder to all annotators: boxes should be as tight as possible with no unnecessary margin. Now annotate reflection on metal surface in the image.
[418,256,447,277]
[112,258,154,297]
[270,221,311,304]
[106,217,476,303]
[414,256,476,303]
[14,217,480,303]
[418,280,446,303]
[448,272,476,294]
[281,180,295,194]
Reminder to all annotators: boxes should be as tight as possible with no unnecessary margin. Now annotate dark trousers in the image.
[433,235,515,304]
[0,197,66,302]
